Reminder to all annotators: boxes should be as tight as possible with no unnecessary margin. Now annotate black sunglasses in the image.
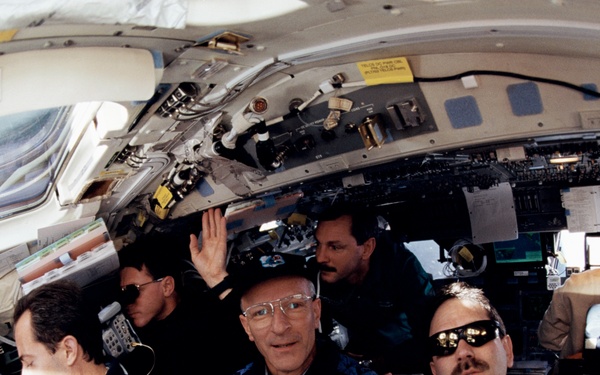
[119,278,163,305]
[429,320,502,357]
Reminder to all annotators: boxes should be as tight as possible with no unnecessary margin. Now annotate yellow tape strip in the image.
[0,29,18,43]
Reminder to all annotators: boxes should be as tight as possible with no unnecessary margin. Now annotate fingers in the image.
[201,210,210,240]
[201,208,226,238]
[211,209,217,236]
[215,208,225,237]
[189,234,198,255]
[202,208,217,239]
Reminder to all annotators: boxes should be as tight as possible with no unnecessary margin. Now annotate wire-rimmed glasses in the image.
[243,293,316,328]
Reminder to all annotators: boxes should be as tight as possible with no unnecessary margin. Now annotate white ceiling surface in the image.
[2,1,600,85]
[0,0,309,29]
[0,0,188,29]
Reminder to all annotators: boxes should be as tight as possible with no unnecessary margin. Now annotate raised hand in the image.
[189,207,229,290]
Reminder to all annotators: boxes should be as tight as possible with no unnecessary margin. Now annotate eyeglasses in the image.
[429,320,502,357]
[119,278,163,305]
[243,294,316,328]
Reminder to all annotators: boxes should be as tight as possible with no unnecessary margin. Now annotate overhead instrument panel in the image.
[236,82,437,172]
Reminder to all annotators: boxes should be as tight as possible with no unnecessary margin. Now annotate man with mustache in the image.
[189,205,435,374]
[312,204,437,374]
[428,281,514,375]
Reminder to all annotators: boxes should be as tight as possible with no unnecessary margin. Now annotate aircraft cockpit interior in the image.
[2,1,600,374]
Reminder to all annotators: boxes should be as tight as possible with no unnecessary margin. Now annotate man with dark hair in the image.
[13,279,127,374]
[312,203,436,374]
[428,281,514,375]
[118,232,255,375]
[118,234,185,330]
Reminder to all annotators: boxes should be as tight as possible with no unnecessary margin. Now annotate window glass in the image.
[0,107,73,218]
[408,240,447,279]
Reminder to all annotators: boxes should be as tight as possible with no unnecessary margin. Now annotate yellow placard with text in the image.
[153,185,173,208]
[357,57,414,85]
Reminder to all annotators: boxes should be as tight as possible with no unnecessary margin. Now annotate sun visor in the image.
[0,47,163,117]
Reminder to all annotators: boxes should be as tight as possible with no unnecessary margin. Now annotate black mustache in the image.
[318,264,336,272]
[451,357,490,375]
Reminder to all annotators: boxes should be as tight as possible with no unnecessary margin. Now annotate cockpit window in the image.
[0,107,73,219]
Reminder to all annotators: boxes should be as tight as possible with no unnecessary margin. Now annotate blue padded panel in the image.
[507,81,543,116]
[255,195,276,210]
[276,204,298,216]
[226,219,243,231]
[444,96,482,128]
[582,83,599,101]
[196,178,214,197]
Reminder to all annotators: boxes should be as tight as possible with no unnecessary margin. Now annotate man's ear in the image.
[429,360,437,375]
[502,334,514,368]
[62,335,79,366]
[239,315,255,342]
[312,298,322,330]
[361,237,376,260]
[161,276,176,297]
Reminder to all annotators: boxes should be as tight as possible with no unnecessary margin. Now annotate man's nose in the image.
[315,244,328,262]
[270,304,292,332]
[454,338,476,360]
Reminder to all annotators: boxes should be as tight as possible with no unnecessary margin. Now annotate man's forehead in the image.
[430,299,489,333]
[243,276,309,304]
[319,215,352,227]
[15,310,33,336]
[15,311,36,356]
[120,266,152,281]
[315,217,354,238]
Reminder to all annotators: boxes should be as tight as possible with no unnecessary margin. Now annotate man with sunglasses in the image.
[233,251,379,375]
[428,281,514,375]
[118,233,255,375]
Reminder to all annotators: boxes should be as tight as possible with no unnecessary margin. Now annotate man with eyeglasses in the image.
[428,281,514,375]
[233,251,379,375]
[118,232,255,375]
[191,205,436,374]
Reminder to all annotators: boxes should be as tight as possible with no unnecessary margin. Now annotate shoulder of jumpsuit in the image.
[312,335,379,375]
[366,244,436,302]
[372,232,418,264]
[368,237,423,280]
[106,358,129,375]
[566,268,600,286]
[551,270,587,295]
[381,235,432,278]
[232,360,263,375]
[144,304,195,336]
[178,294,231,324]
